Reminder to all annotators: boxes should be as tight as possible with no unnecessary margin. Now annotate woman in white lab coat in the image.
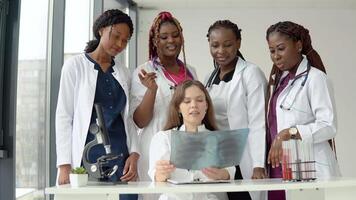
[149,80,235,200]
[205,20,267,200]
[56,9,139,199]
[130,11,197,186]
[266,21,341,200]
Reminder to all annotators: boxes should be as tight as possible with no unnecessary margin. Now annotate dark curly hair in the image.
[84,9,133,53]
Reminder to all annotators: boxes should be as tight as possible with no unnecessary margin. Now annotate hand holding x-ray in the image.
[170,129,249,170]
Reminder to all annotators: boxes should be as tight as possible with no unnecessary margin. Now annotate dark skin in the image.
[208,27,266,179]
[133,22,183,128]
[268,129,301,168]
[91,24,131,72]
[267,31,303,168]
[58,23,139,185]
[208,27,240,80]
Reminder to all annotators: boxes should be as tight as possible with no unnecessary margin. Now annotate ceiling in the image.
[133,0,356,9]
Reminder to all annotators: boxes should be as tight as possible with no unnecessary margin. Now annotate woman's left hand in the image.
[202,167,230,180]
[121,152,140,182]
[268,129,290,168]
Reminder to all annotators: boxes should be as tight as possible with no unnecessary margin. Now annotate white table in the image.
[45,177,356,200]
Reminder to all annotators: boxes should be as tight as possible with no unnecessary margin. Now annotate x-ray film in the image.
[170,128,249,170]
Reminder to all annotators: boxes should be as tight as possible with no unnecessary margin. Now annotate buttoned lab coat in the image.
[148,125,235,200]
[56,54,139,170]
[130,60,197,182]
[205,58,267,200]
[269,57,341,178]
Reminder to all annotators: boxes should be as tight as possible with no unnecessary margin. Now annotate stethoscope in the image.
[205,57,241,89]
[278,62,311,110]
[204,60,221,89]
[152,57,177,90]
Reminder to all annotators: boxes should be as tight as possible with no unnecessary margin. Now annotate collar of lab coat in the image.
[176,124,208,132]
[152,56,197,80]
[85,53,115,71]
[83,53,128,121]
[234,56,247,75]
[84,53,122,80]
[227,56,248,86]
[281,56,308,79]
[111,64,122,81]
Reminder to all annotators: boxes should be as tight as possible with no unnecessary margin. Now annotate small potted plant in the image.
[69,167,88,187]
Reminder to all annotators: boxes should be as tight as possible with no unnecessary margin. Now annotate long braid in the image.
[148,15,162,60]
[171,17,187,71]
[265,21,335,153]
[206,20,245,60]
[265,21,326,104]
[148,11,187,68]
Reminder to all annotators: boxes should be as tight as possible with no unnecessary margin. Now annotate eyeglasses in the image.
[279,64,311,110]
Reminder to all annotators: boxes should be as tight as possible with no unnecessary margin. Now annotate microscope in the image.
[82,103,121,181]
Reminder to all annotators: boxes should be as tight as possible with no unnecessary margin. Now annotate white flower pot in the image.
[69,174,88,187]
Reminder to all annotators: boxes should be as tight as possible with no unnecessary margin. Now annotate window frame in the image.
[0,0,20,200]
[48,0,66,194]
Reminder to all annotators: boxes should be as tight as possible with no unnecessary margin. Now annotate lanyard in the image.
[152,57,177,90]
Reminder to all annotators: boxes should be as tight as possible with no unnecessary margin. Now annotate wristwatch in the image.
[289,127,298,139]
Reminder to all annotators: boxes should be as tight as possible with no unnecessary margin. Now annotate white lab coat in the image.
[130,60,197,183]
[269,57,341,178]
[148,125,235,200]
[56,54,139,170]
[205,57,267,200]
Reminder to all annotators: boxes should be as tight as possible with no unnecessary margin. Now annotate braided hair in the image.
[266,21,326,97]
[148,11,187,67]
[265,21,336,153]
[206,20,245,60]
[85,9,133,53]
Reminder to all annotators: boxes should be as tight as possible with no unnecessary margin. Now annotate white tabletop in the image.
[45,177,356,195]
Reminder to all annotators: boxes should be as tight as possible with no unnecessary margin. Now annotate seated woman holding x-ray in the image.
[148,80,235,200]
[265,21,341,200]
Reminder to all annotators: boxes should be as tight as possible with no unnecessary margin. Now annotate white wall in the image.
[137,7,356,177]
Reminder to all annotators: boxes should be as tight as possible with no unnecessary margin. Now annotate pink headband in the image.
[158,11,173,20]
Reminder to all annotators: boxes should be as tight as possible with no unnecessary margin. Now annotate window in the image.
[11,1,137,199]
[15,0,49,199]
[64,0,90,61]
[103,0,130,69]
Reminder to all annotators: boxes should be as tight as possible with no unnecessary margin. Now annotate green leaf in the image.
[71,167,87,174]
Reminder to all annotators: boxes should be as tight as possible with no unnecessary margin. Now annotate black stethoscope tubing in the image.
[205,60,220,88]
[278,62,311,110]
